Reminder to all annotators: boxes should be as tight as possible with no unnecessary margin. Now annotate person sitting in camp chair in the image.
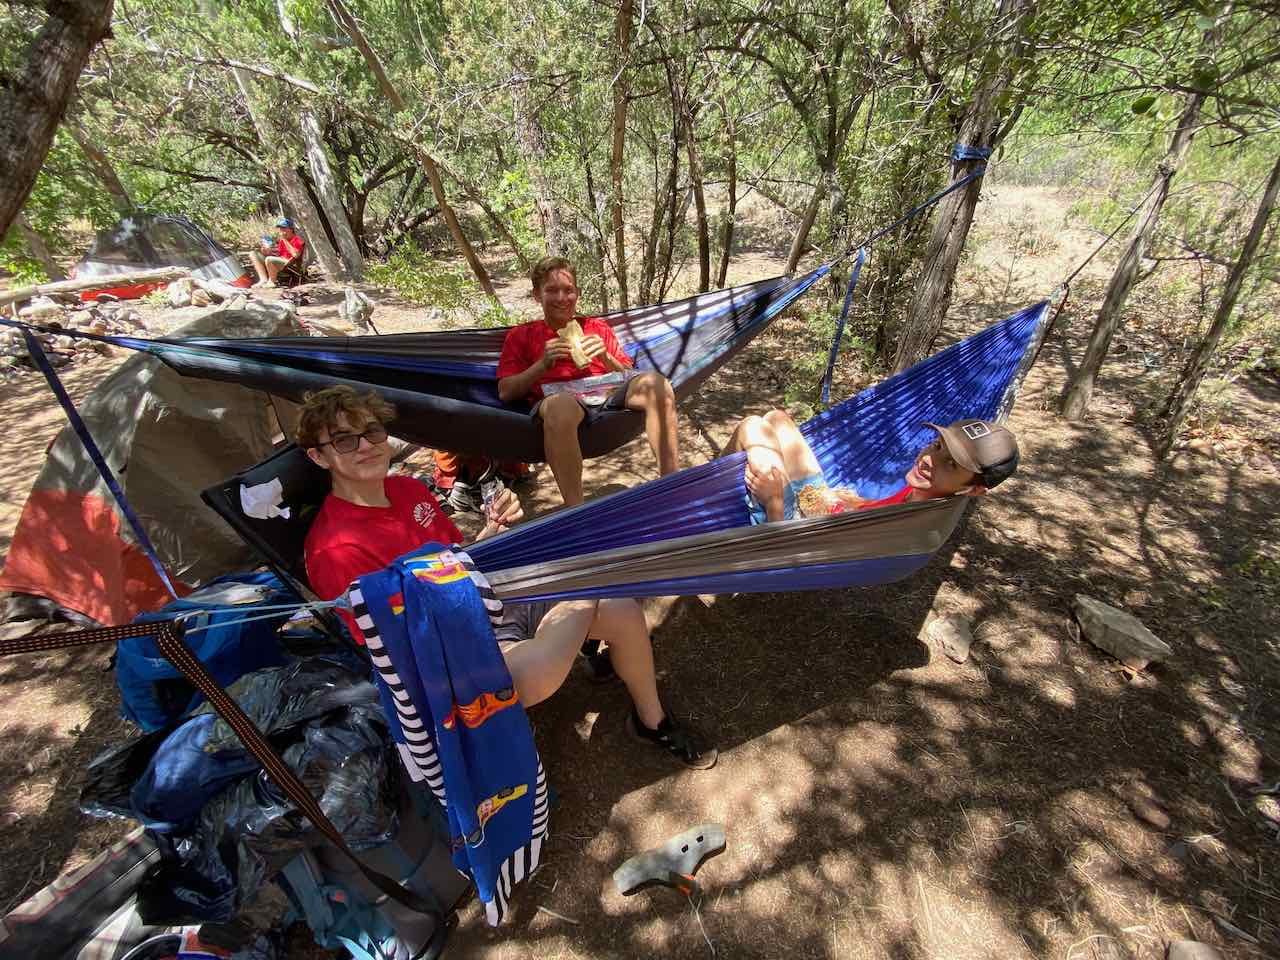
[250,218,306,288]
[299,385,717,769]
[497,257,681,507]
[722,409,1019,524]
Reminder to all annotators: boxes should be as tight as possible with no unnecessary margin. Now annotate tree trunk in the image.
[325,0,495,296]
[1060,91,1205,420]
[892,0,1033,373]
[13,212,66,281]
[785,185,824,274]
[231,68,348,280]
[716,107,738,288]
[514,88,562,255]
[1159,154,1280,452]
[609,0,635,309]
[0,0,115,238]
[299,109,365,278]
[67,121,134,213]
[0,266,189,308]
[681,91,711,293]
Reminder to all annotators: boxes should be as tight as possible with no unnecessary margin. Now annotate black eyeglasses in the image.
[316,424,388,454]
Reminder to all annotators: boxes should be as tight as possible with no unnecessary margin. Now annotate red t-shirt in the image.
[276,234,305,260]
[304,475,461,642]
[497,316,632,402]
[854,485,913,511]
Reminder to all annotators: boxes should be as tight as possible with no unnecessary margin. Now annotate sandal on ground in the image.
[627,707,718,769]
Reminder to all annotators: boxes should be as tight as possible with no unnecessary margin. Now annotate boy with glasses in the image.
[299,386,717,769]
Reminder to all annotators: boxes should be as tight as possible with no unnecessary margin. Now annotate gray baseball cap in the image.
[924,419,1020,488]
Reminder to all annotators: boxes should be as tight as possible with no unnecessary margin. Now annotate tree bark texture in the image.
[326,0,495,296]
[67,121,134,213]
[892,0,1034,373]
[13,212,66,281]
[1159,153,1280,451]
[1060,91,1205,420]
[681,90,711,293]
[0,0,115,238]
[299,108,365,278]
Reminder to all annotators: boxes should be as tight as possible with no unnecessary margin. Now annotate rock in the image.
[18,295,62,319]
[54,335,77,352]
[339,285,375,331]
[1168,941,1224,960]
[166,278,194,308]
[67,310,95,327]
[923,613,973,663]
[1073,595,1172,670]
[190,288,212,307]
[117,308,143,328]
[226,295,249,311]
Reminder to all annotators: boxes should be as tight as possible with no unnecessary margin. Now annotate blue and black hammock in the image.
[64,269,829,463]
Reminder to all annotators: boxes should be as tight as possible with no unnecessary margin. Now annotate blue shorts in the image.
[747,472,825,525]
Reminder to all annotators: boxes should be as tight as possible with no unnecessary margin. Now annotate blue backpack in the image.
[115,572,292,732]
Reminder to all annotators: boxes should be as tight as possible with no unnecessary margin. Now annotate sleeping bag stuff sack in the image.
[115,572,291,731]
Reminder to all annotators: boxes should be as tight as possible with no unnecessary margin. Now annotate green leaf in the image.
[1196,14,1216,30]
[1131,94,1157,115]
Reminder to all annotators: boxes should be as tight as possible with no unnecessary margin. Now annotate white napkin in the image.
[239,477,291,520]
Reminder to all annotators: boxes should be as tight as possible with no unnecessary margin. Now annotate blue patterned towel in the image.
[350,546,548,925]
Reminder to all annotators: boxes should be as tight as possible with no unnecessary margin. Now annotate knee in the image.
[764,409,796,431]
[540,394,583,431]
[630,371,675,406]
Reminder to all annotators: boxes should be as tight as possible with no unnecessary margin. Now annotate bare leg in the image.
[503,600,597,707]
[764,409,823,480]
[538,393,586,506]
[591,599,663,728]
[250,250,269,284]
[502,598,663,729]
[265,255,287,283]
[624,371,679,475]
[722,414,788,520]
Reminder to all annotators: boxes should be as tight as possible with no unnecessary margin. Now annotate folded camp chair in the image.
[199,444,345,638]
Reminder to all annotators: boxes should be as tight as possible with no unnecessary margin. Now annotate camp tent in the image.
[0,305,303,625]
[71,214,252,301]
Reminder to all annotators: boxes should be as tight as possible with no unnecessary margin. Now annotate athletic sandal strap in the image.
[629,709,718,770]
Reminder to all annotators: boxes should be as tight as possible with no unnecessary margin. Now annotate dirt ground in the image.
[1,179,1277,959]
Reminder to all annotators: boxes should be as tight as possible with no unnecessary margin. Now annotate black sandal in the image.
[627,708,718,769]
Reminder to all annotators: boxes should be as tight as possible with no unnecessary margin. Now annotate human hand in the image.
[578,334,607,362]
[539,338,574,370]
[477,488,523,540]
[745,461,787,520]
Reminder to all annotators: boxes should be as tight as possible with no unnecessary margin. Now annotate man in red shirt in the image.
[250,218,306,288]
[300,385,716,768]
[497,257,680,506]
[721,409,1019,523]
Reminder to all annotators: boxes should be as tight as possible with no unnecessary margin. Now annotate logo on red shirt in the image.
[413,500,437,528]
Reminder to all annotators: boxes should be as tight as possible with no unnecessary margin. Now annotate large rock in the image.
[1073,595,1173,670]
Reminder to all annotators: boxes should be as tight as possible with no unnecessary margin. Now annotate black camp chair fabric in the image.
[199,445,330,600]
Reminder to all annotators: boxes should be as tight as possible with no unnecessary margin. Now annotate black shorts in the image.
[528,382,631,425]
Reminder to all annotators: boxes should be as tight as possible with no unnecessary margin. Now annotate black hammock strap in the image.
[0,621,443,922]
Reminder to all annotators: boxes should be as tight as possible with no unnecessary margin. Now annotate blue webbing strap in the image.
[21,331,180,601]
[820,248,866,406]
[951,143,993,162]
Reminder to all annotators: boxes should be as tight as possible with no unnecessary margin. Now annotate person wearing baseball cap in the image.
[250,217,306,288]
[720,409,1019,523]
